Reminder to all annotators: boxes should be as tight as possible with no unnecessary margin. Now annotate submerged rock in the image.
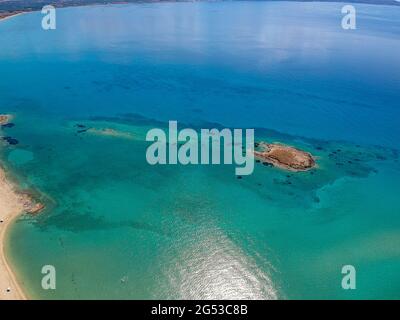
[19,193,45,215]
[27,203,45,215]
[1,123,15,129]
[2,136,19,145]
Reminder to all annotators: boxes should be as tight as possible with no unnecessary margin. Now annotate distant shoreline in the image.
[0,12,26,22]
[1,0,399,22]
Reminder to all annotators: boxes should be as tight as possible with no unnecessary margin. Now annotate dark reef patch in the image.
[69,112,400,211]
[1,123,15,129]
[2,136,19,145]
[262,162,273,167]
[33,209,169,237]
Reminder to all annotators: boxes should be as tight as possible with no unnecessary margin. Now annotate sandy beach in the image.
[0,167,27,300]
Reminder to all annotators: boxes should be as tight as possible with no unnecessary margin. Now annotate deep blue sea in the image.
[0,2,399,299]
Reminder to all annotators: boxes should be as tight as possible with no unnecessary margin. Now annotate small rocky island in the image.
[254,142,316,172]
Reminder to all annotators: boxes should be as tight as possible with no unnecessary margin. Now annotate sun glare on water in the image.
[160,229,278,300]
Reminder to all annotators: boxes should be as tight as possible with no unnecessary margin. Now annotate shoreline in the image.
[0,167,28,300]
[0,115,44,300]
[0,12,27,22]
[0,162,46,300]
[0,2,130,22]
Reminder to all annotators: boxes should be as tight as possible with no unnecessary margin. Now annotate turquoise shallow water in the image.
[0,2,400,299]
